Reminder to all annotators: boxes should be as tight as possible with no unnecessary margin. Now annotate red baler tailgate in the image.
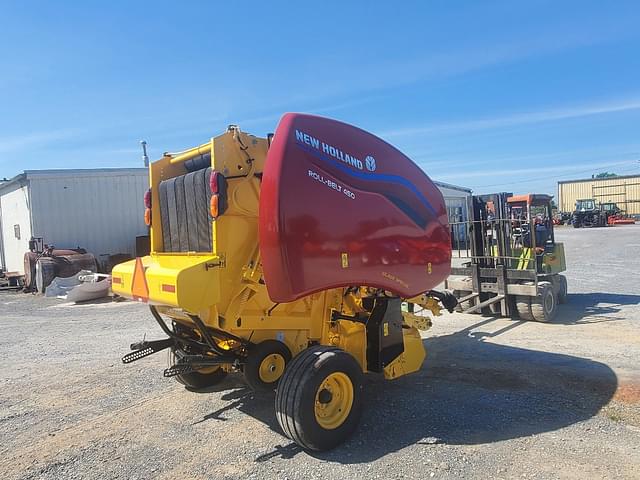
[259,113,451,303]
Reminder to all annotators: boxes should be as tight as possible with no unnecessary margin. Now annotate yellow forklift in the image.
[446,193,567,322]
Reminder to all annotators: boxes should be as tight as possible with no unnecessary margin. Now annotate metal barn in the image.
[0,169,149,274]
[558,174,640,216]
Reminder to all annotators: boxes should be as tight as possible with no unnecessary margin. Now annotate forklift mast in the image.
[467,193,513,268]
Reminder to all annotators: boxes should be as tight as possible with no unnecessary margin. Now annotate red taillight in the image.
[209,171,228,219]
[143,189,152,208]
[144,208,151,226]
[209,172,219,194]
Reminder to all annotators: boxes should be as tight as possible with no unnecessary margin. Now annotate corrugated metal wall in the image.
[436,184,472,221]
[558,175,640,215]
[436,184,472,245]
[29,170,149,263]
[0,183,32,272]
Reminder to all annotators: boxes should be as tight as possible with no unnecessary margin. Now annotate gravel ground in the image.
[1,225,639,480]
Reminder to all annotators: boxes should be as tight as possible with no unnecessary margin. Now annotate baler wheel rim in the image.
[314,372,354,430]
[244,339,292,391]
[196,365,222,375]
[258,353,287,384]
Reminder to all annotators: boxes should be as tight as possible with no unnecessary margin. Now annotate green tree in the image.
[595,172,617,178]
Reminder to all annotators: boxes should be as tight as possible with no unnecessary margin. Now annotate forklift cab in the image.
[507,194,554,250]
[506,194,564,273]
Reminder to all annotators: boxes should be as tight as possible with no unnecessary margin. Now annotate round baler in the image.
[112,114,455,451]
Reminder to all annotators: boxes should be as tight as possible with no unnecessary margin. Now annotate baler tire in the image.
[530,282,558,322]
[167,348,227,390]
[515,296,534,321]
[275,345,363,452]
[243,340,292,392]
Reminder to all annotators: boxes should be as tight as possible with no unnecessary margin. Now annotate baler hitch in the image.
[427,290,458,313]
[122,338,174,364]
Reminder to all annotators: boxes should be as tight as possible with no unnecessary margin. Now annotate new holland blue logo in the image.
[364,155,376,171]
[295,129,377,171]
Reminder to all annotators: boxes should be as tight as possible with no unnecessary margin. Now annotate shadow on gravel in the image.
[555,292,640,325]
[232,320,618,464]
[193,382,282,431]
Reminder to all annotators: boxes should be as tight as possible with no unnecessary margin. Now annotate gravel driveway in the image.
[1,225,639,479]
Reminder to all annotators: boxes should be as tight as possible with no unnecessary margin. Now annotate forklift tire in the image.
[530,282,558,322]
[554,275,568,304]
[515,296,534,321]
[167,348,227,390]
[275,345,363,451]
[243,340,292,392]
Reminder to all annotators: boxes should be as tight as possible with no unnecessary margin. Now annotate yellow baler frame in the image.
[112,126,442,380]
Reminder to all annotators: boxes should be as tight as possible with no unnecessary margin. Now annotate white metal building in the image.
[434,180,473,221]
[434,180,472,245]
[0,169,149,274]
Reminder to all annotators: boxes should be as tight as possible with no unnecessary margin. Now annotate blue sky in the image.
[2,1,639,195]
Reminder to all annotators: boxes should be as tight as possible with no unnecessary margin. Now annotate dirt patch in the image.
[613,381,640,405]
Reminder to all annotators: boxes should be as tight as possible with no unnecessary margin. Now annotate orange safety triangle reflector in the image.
[131,257,149,302]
